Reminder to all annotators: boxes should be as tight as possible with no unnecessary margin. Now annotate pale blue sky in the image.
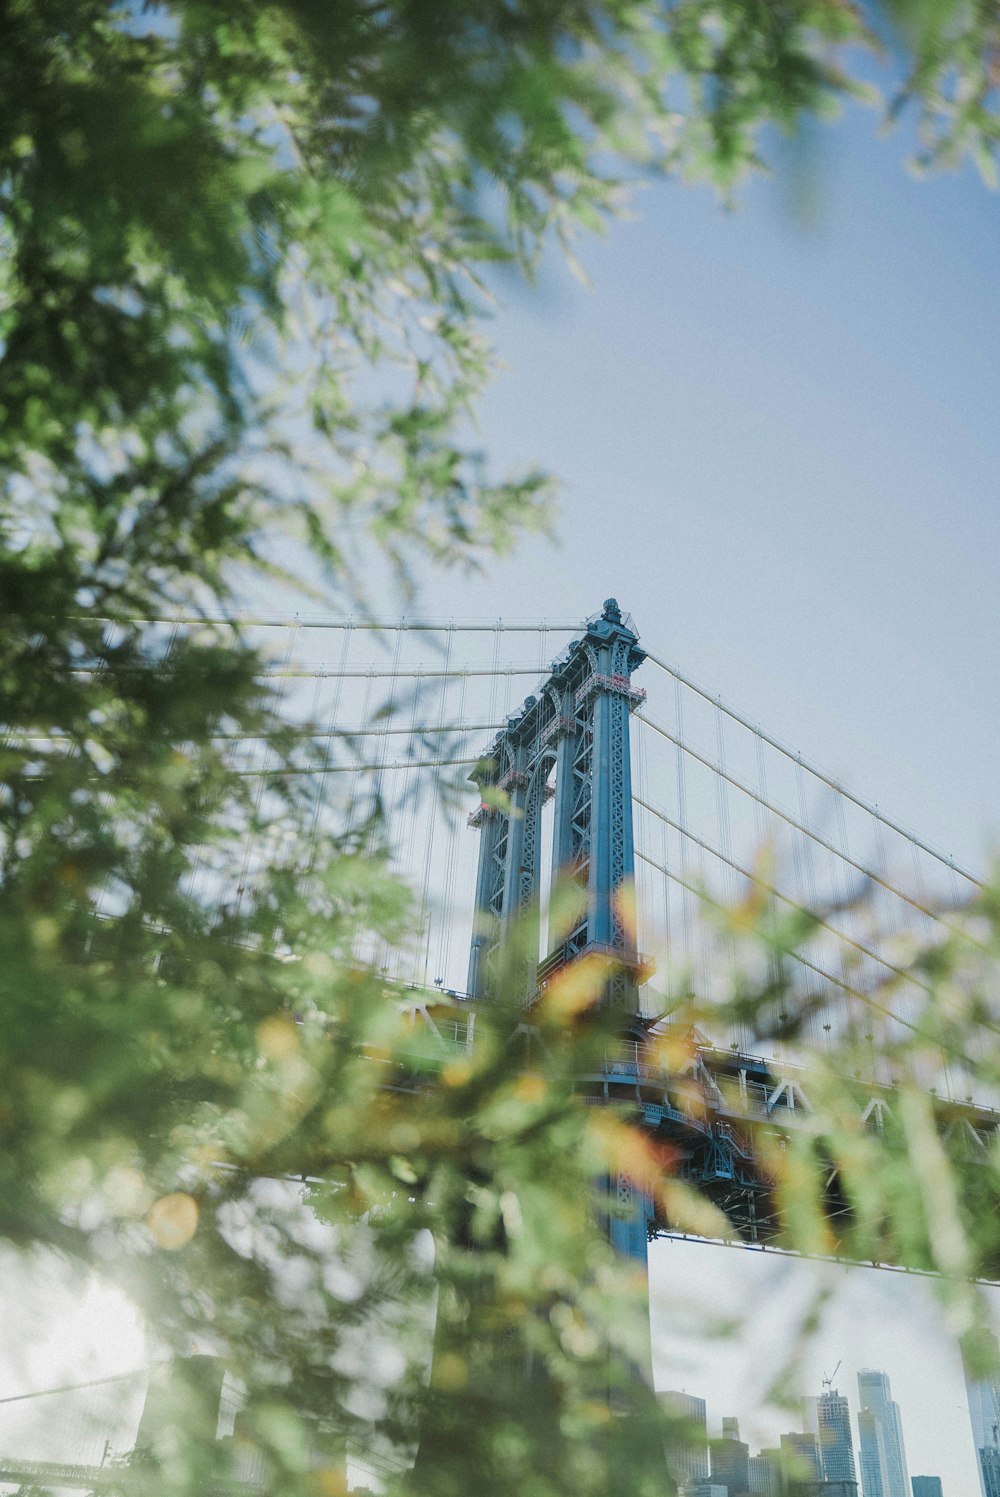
[416,97,1000,876]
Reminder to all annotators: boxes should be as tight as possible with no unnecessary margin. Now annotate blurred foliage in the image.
[663,866,1000,1368]
[1,1,999,1494]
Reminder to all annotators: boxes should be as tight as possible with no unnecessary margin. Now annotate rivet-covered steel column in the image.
[574,598,646,1009]
[466,601,652,1380]
[467,599,646,1008]
[466,737,514,998]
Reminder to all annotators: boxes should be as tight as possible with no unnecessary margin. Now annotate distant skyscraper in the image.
[722,1416,741,1440]
[780,1431,822,1479]
[983,1447,1000,1497]
[910,1480,943,1497]
[136,1354,229,1455]
[857,1370,909,1497]
[749,1451,782,1496]
[859,1406,892,1497]
[814,1389,858,1485]
[711,1432,750,1495]
[965,1328,1000,1497]
[660,1390,709,1485]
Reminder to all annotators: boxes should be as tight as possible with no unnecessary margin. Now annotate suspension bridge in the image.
[89,597,997,1247]
[101,598,982,1008]
[2,597,994,1488]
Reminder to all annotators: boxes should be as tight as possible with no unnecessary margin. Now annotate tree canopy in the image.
[2,3,1000,1493]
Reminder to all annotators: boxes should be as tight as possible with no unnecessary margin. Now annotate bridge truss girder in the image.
[589,1030,1000,1257]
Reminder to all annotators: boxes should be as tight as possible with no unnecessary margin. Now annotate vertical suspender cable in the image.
[486,621,502,725]
[674,677,693,988]
[393,664,426,984]
[714,702,745,1046]
[909,839,928,921]
[435,637,466,987]
[369,619,404,844]
[660,758,671,994]
[754,727,785,1034]
[188,619,260,915]
[96,619,180,925]
[295,651,325,882]
[794,756,822,1048]
[795,758,820,912]
[303,621,353,876]
[871,812,901,943]
[752,729,769,848]
[676,679,691,958]
[411,628,455,987]
[368,621,405,971]
[498,622,511,719]
[348,669,376,836]
[636,714,662,1004]
[633,712,646,978]
[830,788,867,1072]
[234,619,298,922]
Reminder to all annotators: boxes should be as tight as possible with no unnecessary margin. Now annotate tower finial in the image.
[602,597,621,623]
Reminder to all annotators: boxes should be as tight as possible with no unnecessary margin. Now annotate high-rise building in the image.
[857,1370,909,1497]
[814,1389,858,1485]
[781,1431,822,1479]
[859,1406,892,1497]
[748,1451,782,1496]
[964,1328,1000,1497]
[660,1390,709,1485]
[136,1354,230,1455]
[723,1416,741,1440]
[711,1433,750,1495]
[910,1479,943,1497]
[982,1447,1000,1497]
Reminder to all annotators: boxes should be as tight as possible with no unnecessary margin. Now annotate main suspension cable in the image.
[642,650,983,888]
[69,665,549,681]
[634,713,980,943]
[632,849,981,1062]
[0,1371,147,1406]
[82,614,582,634]
[635,793,934,995]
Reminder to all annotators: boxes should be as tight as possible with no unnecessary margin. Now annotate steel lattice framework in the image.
[8,601,1000,1486]
[458,599,999,1279]
[466,598,647,1011]
[66,601,996,1265]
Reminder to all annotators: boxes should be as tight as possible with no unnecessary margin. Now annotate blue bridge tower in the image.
[467,598,647,1010]
[466,599,652,1270]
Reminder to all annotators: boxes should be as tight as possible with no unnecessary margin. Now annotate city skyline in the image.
[660,1371,935,1496]
[651,1236,989,1491]
[0,1237,995,1492]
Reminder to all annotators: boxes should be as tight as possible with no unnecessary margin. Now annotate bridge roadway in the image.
[0,1454,264,1493]
[588,1026,1000,1249]
[399,985,1000,1249]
